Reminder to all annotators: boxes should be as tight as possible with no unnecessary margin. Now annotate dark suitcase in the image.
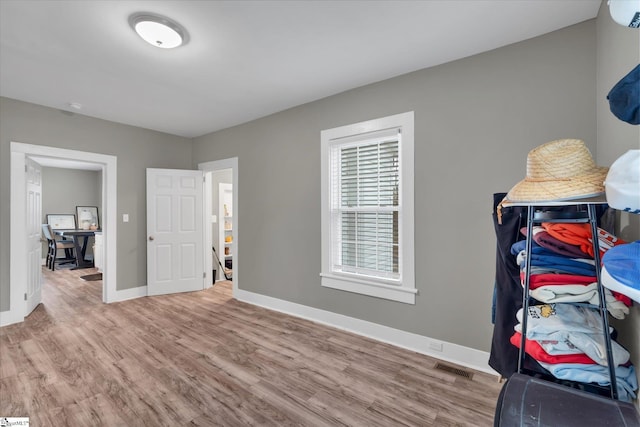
[495,374,640,426]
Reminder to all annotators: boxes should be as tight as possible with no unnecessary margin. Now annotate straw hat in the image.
[506,139,609,202]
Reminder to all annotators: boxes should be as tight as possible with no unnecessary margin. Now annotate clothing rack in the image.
[507,197,618,400]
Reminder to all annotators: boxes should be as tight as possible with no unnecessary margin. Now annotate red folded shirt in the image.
[612,291,633,307]
[541,223,626,259]
[510,332,596,365]
[522,273,596,290]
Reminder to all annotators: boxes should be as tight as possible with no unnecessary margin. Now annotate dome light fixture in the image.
[608,0,640,28]
[129,13,188,49]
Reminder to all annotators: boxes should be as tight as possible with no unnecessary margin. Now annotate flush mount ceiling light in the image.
[608,0,640,28]
[129,13,188,49]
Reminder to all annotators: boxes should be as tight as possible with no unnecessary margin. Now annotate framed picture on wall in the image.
[47,214,76,230]
[76,206,99,230]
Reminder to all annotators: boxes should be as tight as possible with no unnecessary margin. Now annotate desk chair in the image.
[41,224,76,270]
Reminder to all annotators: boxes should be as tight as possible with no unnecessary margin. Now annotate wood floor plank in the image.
[306,389,389,427]
[0,374,29,416]
[0,344,17,379]
[71,393,129,426]
[367,396,439,427]
[0,267,502,425]
[249,378,338,427]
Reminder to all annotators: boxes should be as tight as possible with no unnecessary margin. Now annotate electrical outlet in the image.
[428,341,443,352]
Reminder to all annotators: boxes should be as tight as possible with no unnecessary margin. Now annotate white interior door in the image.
[25,157,42,315]
[147,168,204,296]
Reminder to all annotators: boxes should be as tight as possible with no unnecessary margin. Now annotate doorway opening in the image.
[200,158,238,297]
[36,159,103,272]
[6,142,117,327]
[213,172,233,283]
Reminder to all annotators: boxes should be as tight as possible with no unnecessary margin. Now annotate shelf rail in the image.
[516,202,618,400]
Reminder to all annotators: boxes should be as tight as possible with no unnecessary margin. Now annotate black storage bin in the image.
[495,374,640,426]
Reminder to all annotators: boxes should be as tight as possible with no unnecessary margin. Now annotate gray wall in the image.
[41,167,102,258]
[0,98,192,311]
[192,21,597,352]
[596,0,640,408]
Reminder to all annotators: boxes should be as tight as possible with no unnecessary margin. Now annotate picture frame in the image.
[76,206,100,230]
[47,214,77,230]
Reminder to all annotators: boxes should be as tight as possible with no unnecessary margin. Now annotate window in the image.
[321,112,415,304]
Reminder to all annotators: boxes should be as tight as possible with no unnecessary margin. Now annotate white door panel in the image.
[26,157,42,315]
[147,168,204,296]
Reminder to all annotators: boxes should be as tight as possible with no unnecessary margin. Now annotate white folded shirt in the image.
[515,304,630,366]
[530,284,629,319]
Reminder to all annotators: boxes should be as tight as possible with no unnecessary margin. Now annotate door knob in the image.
[148,236,154,241]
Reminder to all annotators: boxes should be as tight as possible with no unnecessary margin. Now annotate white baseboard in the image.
[0,308,23,327]
[235,289,498,376]
[113,285,148,302]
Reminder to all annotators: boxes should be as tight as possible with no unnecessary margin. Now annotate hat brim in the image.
[506,167,609,202]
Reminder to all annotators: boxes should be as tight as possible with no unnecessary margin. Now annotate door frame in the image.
[199,157,238,296]
[5,142,117,326]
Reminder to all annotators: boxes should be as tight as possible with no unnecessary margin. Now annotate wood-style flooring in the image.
[0,267,503,426]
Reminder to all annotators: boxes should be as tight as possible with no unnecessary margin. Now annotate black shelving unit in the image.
[510,198,618,400]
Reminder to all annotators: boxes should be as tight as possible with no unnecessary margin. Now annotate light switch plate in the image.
[123,214,129,222]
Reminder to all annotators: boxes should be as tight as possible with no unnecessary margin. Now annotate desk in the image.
[54,229,99,269]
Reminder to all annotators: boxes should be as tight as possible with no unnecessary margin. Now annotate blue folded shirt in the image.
[511,240,596,276]
[602,241,640,304]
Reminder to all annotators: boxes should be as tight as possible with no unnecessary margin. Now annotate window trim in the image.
[321,111,415,304]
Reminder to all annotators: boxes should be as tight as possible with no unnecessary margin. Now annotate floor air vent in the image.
[434,362,474,380]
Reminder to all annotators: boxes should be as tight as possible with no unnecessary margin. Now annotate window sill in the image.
[320,273,416,304]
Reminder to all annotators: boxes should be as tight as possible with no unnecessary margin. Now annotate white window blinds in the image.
[330,130,401,281]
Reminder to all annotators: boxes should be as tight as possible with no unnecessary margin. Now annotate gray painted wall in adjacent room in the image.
[0,97,192,312]
[192,21,597,352]
[41,167,102,258]
[596,0,640,408]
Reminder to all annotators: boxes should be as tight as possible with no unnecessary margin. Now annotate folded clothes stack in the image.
[510,224,638,401]
[510,224,632,319]
[512,304,638,402]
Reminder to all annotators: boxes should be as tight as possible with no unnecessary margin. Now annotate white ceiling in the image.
[0,0,602,138]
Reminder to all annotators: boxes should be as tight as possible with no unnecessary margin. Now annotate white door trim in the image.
[199,158,238,297]
[3,142,118,327]
[203,171,213,290]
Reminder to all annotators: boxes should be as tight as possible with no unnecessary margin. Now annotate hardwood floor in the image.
[1,267,503,426]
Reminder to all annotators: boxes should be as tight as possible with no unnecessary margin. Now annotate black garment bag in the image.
[488,193,525,378]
